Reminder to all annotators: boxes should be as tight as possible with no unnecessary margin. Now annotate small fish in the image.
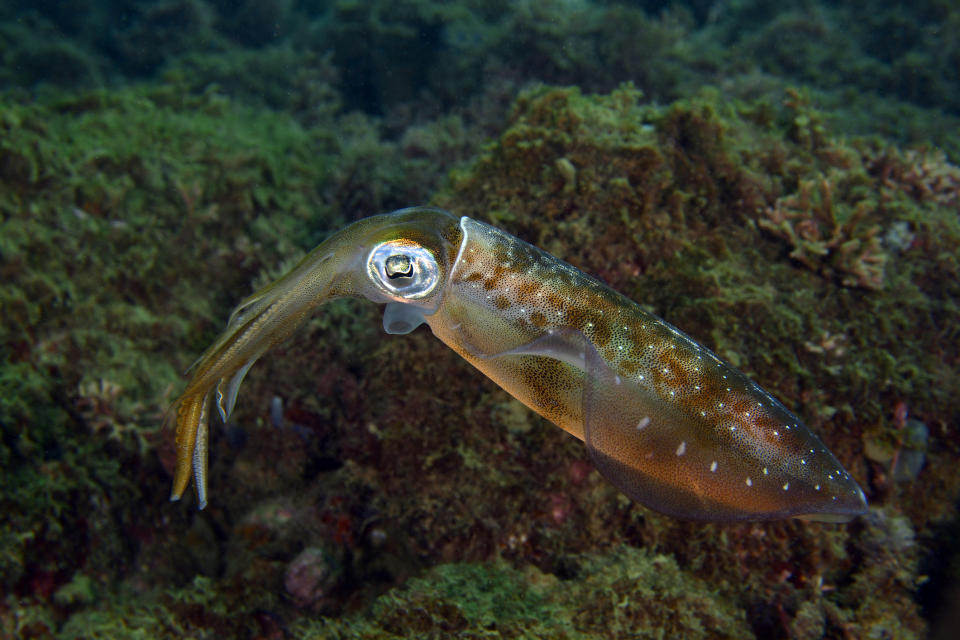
[169,207,867,521]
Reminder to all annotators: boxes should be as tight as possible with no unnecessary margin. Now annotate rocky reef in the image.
[2,1,959,639]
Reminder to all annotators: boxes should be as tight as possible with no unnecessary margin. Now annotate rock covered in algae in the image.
[284,546,343,609]
[3,60,957,640]
[291,547,753,639]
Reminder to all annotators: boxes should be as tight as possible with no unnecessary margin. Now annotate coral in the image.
[759,176,887,290]
[867,147,960,210]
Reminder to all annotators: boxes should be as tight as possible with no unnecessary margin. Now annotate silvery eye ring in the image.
[367,240,440,300]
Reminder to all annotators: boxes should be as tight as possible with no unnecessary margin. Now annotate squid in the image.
[169,207,867,521]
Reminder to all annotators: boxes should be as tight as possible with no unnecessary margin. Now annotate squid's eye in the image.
[384,254,414,279]
[367,240,441,300]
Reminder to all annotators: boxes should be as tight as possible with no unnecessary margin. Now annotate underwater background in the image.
[1,0,958,638]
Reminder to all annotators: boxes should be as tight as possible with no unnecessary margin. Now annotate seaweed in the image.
[0,81,336,623]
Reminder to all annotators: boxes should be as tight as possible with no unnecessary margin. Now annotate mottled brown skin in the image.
[425,218,866,521]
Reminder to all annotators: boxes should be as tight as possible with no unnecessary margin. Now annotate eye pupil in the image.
[385,254,414,279]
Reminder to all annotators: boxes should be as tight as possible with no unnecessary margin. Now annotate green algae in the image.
[0,81,336,611]
[54,574,281,640]
[38,548,749,639]
[290,547,751,639]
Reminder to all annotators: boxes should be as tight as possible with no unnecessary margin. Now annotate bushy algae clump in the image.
[303,547,752,639]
